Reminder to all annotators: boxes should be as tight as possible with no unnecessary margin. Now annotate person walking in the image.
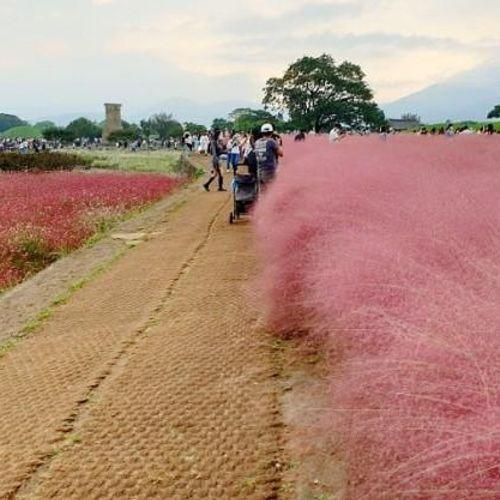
[203,130,226,192]
[199,133,209,154]
[254,123,283,186]
[329,124,344,142]
[228,133,241,174]
[183,132,193,152]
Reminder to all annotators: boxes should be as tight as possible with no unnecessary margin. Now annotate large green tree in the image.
[35,120,57,131]
[487,105,500,119]
[0,113,27,133]
[263,54,385,132]
[66,117,102,139]
[141,113,183,139]
[42,127,75,143]
[211,117,234,131]
[229,108,281,132]
[184,122,207,135]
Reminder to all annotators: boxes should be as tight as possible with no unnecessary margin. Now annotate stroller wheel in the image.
[229,212,234,224]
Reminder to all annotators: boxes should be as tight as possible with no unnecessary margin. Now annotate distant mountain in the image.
[0,125,43,139]
[132,98,259,126]
[0,113,27,133]
[382,61,500,123]
[34,99,258,127]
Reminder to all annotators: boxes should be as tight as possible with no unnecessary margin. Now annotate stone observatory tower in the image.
[103,103,123,142]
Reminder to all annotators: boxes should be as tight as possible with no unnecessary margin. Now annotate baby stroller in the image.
[229,173,258,224]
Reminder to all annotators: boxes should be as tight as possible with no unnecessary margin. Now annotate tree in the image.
[228,108,252,122]
[263,54,386,132]
[139,119,153,138]
[35,120,57,131]
[42,127,75,143]
[229,108,280,132]
[211,118,234,131]
[141,113,183,139]
[400,113,421,123]
[487,105,500,119]
[123,122,143,137]
[0,113,27,133]
[66,117,102,139]
[184,122,207,135]
[108,128,141,143]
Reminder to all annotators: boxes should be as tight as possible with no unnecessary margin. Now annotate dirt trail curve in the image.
[0,176,285,499]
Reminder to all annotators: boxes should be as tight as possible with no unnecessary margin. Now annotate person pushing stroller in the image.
[228,124,283,224]
[254,123,283,186]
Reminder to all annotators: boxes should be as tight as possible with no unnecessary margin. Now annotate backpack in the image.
[255,138,272,166]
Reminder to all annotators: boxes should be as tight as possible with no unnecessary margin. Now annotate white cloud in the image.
[2,0,499,114]
[104,0,499,101]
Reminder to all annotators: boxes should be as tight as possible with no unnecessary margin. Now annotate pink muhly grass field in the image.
[254,134,500,498]
[0,171,181,289]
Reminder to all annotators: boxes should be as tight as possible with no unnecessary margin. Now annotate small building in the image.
[387,118,421,131]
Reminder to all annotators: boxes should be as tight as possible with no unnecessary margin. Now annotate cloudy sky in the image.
[2,0,499,119]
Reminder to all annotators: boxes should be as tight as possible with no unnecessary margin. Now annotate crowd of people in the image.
[0,137,55,153]
[322,122,498,143]
[201,124,284,192]
[2,120,495,156]
[0,137,110,152]
[0,124,287,194]
[0,135,208,153]
[418,123,497,135]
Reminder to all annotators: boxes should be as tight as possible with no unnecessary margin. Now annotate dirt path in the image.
[0,172,285,499]
[0,182,197,344]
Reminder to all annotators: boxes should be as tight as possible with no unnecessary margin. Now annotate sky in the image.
[1,0,499,120]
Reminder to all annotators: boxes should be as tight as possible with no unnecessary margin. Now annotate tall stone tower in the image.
[103,103,123,142]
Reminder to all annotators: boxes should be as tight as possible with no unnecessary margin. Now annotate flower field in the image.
[0,171,181,290]
[254,135,500,498]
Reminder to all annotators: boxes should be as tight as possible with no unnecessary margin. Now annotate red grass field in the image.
[254,134,500,498]
[0,171,180,290]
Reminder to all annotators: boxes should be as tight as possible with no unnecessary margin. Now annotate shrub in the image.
[108,129,141,143]
[0,152,90,172]
[10,232,57,276]
[171,155,200,178]
[254,134,500,498]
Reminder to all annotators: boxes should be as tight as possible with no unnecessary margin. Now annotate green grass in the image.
[0,125,43,139]
[76,149,182,173]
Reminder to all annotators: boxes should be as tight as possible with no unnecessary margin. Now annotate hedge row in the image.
[0,152,91,172]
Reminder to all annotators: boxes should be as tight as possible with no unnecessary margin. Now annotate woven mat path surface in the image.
[0,179,284,499]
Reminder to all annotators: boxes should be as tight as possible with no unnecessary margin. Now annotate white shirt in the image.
[329,128,340,142]
[230,139,240,155]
